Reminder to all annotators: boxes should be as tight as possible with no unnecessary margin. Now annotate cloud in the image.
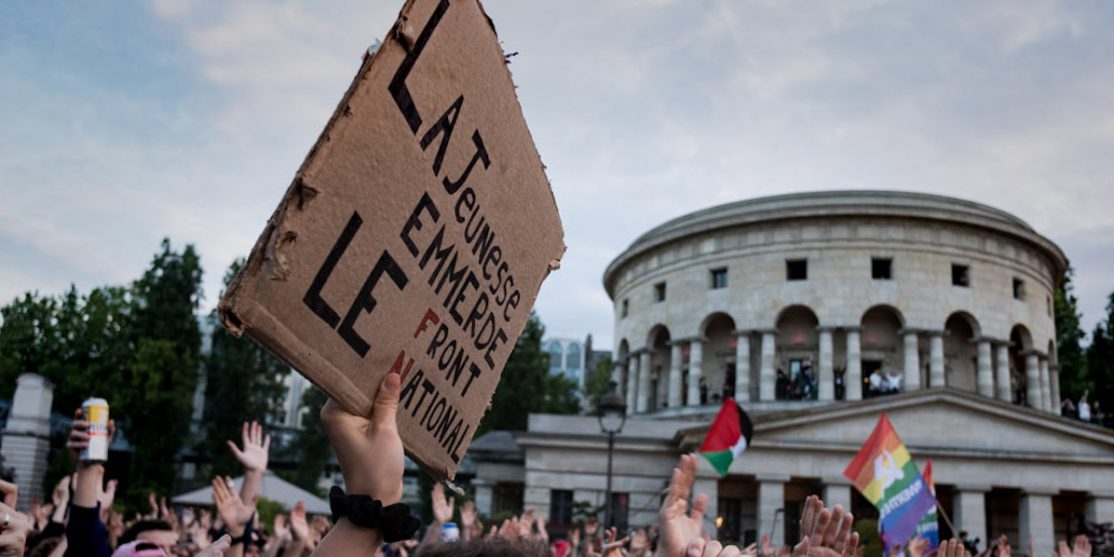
[1,0,1112,350]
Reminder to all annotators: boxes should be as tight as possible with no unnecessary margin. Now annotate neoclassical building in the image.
[605,190,1065,416]
[469,191,1114,557]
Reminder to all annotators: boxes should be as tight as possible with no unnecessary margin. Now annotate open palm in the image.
[211,477,254,535]
[659,454,709,557]
[228,421,270,472]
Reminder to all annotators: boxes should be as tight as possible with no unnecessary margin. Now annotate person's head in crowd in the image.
[112,540,171,557]
[413,537,551,557]
[118,519,178,555]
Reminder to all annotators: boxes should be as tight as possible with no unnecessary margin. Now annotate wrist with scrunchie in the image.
[329,486,420,542]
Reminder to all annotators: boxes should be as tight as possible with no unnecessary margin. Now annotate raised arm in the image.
[312,370,418,556]
[228,421,270,506]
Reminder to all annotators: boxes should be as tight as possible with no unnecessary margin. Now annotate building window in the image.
[654,282,667,302]
[951,264,970,287]
[786,259,808,281]
[871,257,893,280]
[621,299,629,318]
[550,489,574,526]
[493,483,524,516]
[710,268,728,289]
[1013,278,1026,301]
[610,492,630,531]
[1047,295,1053,317]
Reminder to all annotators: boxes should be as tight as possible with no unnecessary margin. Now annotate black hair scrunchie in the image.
[329,486,421,542]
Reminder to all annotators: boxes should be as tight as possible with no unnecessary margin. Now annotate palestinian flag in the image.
[699,398,754,476]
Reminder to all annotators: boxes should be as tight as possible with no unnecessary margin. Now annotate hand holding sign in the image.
[219,0,563,482]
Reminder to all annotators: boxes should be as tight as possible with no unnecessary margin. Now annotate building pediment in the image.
[675,389,1114,463]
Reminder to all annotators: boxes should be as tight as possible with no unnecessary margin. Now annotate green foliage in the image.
[1086,292,1114,407]
[478,313,579,434]
[584,355,614,414]
[853,518,882,557]
[0,238,202,503]
[201,259,290,477]
[572,499,604,522]
[276,386,330,497]
[1055,268,1089,400]
[255,497,287,534]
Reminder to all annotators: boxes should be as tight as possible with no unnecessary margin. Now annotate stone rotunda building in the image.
[468,191,1114,557]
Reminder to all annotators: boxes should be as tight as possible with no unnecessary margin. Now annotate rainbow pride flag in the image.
[843,414,936,548]
[912,458,940,553]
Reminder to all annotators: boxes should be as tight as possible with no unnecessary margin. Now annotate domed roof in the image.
[603,190,1068,297]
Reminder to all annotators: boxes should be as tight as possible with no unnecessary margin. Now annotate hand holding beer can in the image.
[81,397,110,462]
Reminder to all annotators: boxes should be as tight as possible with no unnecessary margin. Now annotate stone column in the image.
[757,476,787,546]
[637,351,652,414]
[903,331,922,391]
[0,374,55,511]
[845,328,862,401]
[995,343,1012,402]
[760,331,777,401]
[1050,365,1062,414]
[818,327,835,401]
[822,480,853,513]
[473,479,494,516]
[688,339,704,407]
[1025,353,1041,410]
[1039,358,1051,413]
[693,462,720,537]
[954,488,988,551]
[1085,495,1114,524]
[976,340,994,398]
[668,342,683,409]
[1019,491,1054,557]
[626,355,639,416]
[735,331,751,403]
[929,331,945,389]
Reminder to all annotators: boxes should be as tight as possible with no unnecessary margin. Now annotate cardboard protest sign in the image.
[219,0,564,481]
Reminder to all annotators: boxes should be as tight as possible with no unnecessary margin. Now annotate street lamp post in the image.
[598,381,627,529]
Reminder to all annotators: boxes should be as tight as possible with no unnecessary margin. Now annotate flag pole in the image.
[934,500,958,539]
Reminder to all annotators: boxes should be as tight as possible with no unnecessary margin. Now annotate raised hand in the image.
[211,477,254,537]
[535,513,549,543]
[319,373,404,505]
[273,514,292,544]
[939,538,971,557]
[629,528,649,557]
[794,495,858,557]
[98,479,117,522]
[997,535,1012,557]
[909,536,930,557]
[685,538,748,557]
[194,534,232,557]
[659,454,709,557]
[1070,535,1091,557]
[460,500,477,540]
[228,421,271,473]
[760,534,776,557]
[0,480,17,510]
[290,501,311,545]
[430,483,455,525]
[517,508,535,539]
[601,526,629,557]
[0,502,31,557]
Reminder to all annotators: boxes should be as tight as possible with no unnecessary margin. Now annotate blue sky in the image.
[2,0,1113,347]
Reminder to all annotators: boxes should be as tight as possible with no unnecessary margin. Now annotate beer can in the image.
[81,397,110,462]
[440,522,460,542]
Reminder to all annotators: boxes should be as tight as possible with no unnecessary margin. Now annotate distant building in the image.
[544,334,611,394]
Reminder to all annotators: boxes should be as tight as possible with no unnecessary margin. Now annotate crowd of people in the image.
[1061,391,1112,428]
[0,370,1102,556]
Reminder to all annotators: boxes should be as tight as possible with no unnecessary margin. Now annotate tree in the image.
[200,259,290,477]
[478,313,579,434]
[1085,292,1114,407]
[276,386,331,496]
[119,239,204,500]
[583,354,615,414]
[1055,267,1089,400]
